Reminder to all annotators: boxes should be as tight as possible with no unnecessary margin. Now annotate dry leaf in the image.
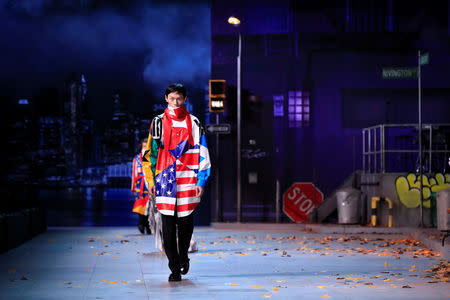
[384,262,390,267]
[316,285,326,289]
[115,235,122,238]
[321,294,331,298]
[87,268,93,271]
[253,286,263,289]
[384,279,393,282]
[262,294,272,298]
[109,281,117,284]
[113,256,118,259]
[225,282,239,286]
[272,288,280,291]
[121,280,127,283]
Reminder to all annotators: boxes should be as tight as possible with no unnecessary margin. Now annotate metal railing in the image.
[363,124,450,173]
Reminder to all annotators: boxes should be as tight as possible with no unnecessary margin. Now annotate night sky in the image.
[0,0,211,122]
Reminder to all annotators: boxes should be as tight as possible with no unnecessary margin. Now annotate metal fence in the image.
[362,124,450,173]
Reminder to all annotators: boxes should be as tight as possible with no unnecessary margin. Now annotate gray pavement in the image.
[1,224,449,299]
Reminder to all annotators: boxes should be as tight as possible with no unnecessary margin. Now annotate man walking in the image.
[142,83,211,281]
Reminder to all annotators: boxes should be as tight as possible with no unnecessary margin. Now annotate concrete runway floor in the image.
[1,226,449,299]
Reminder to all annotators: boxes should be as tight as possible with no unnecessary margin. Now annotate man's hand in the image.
[195,186,204,197]
[149,186,156,197]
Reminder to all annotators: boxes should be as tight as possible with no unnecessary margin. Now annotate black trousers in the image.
[161,211,194,274]
[138,214,149,227]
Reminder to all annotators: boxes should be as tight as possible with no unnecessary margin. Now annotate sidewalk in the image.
[0,225,449,299]
[212,222,450,260]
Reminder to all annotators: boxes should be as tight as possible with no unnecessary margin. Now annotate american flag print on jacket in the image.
[142,111,211,218]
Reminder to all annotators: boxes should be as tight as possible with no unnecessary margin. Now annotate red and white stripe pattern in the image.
[154,117,207,217]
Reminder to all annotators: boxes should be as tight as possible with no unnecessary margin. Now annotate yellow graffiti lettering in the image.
[395,173,450,208]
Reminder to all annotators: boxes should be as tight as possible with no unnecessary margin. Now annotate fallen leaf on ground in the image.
[121,280,127,283]
[402,285,412,288]
[253,286,263,289]
[225,282,239,286]
[321,294,331,298]
[384,262,390,267]
[316,285,326,289]
[384,279,393,282]
[272,288,280,291]
[109,281,117,284]
[262,294,272,298]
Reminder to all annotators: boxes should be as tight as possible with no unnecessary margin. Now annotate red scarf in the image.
[162,105,194,149]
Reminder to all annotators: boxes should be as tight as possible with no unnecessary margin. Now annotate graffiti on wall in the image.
[395,173,450,208]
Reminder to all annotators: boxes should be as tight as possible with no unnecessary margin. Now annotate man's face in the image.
[141,142,147,151]
[165,92,186,108]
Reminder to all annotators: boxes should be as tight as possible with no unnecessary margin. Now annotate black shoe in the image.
[168,272,181,282]
[138,224,145,234]
[180,259,190,275]
[145,225,152,235]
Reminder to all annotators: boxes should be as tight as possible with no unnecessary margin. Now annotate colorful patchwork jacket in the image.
[142,113,211,217]
[131,152,150,215]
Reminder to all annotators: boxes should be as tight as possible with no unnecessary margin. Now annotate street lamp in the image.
[228,16,242,222]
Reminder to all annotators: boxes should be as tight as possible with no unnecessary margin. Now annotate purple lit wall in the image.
[211,0,450,221]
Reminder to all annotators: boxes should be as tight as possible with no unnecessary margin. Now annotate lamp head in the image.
[227,16,241,26]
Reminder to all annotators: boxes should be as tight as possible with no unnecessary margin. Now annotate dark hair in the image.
[137,138,147,153]
[165,83,186,98]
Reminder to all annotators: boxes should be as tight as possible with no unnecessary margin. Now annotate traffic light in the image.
[209,80,226,113]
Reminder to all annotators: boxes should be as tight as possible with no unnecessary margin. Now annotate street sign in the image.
[283,182,323,223]
[420,52,430,65]
[206,123,231,134]
[382,67,418,79]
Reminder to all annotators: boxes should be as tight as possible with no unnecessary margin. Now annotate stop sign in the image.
[283,182,323,223]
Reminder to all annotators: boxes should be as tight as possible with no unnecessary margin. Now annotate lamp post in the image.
[228,16,242,222]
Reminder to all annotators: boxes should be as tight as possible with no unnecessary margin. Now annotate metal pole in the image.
[418,50,423,227]
[275,179,280,223]
[362,129,366,173]
[368,128,372,173]
[381,125,385,173]
[215,113,220,222]
[429,126,432,173]
[237,32,242,222]
[374,126,378,172]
